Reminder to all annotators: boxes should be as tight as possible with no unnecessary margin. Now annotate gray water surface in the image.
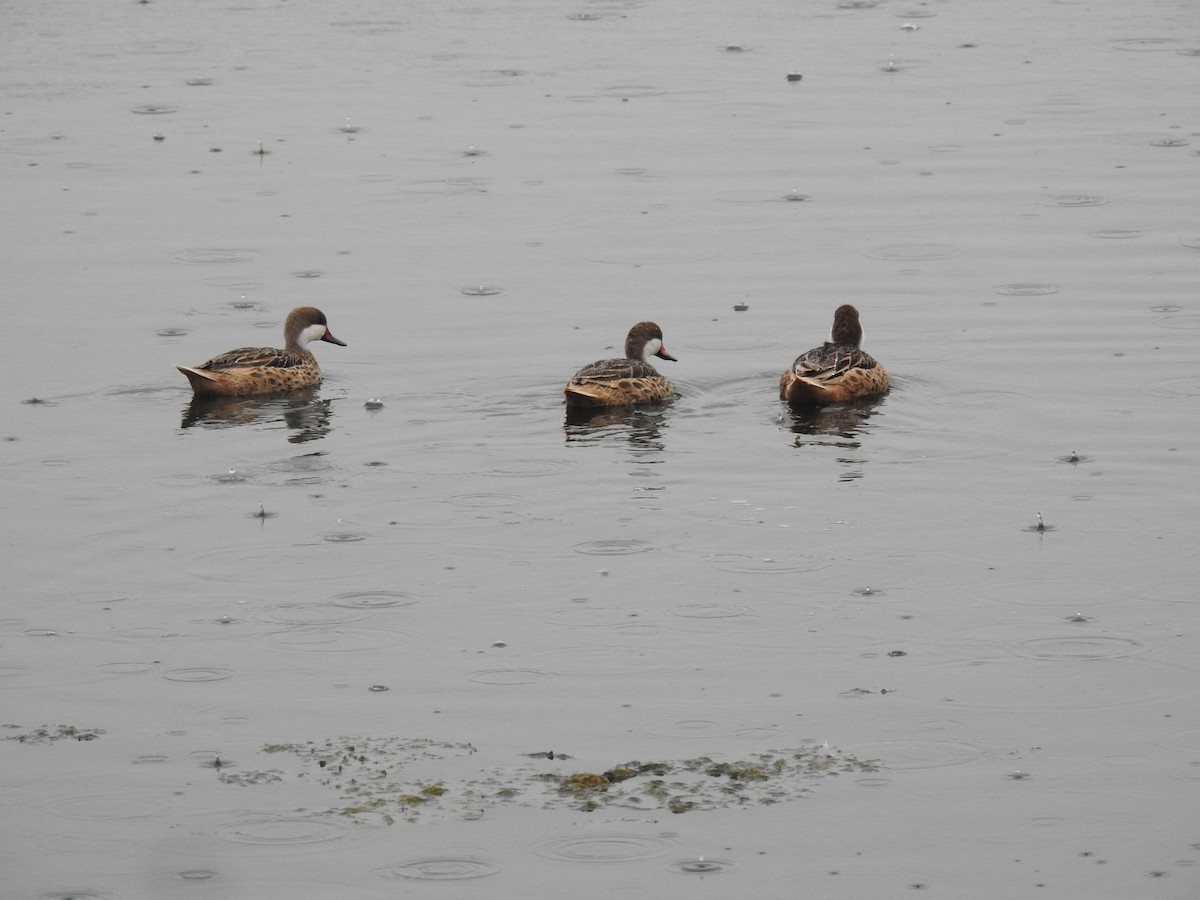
[3,0,1199,897]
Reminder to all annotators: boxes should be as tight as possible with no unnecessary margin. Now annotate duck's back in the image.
[564,357,672,407]
[780,342,888,404]
[569,357,663,383]
[791,342,881,381]
[196,346,313,372]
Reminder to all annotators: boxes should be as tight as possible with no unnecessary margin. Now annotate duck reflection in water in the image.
[783,394,888,482]
[783,395,887,447]
[564,403,669,453]
[180,390,335,444]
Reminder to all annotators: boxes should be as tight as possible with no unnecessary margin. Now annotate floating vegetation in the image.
[7,725,106,743]
[219,769,284,786]
[559,772,610,793]
[253,738,879,823]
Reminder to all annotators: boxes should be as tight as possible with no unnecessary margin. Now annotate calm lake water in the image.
[3,0,1199,897]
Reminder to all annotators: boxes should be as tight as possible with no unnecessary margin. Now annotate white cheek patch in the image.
[642,338,662,360]
[297,322,328,346]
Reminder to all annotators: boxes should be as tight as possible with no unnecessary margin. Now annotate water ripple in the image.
[1010,636,1147,661]
[376,856,500,880]
[264,627,408,653]
[217,816,348,845]
[572,539,656,555]
[534,833,676,862]
[160,667,233,683]
[865,243,964,260]
[634,714,782,740]
[666,856,738,874]
[331,590,421,610]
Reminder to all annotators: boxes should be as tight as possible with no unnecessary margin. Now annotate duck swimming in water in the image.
[564,321,676,408]
[779,305,888,404]
[176,306,346,397]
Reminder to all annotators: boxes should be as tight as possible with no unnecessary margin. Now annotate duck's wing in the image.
[781,341,889,404]
[196,346,309,371]
[788,342,882,384]
[567,357,661,384]
[564,357,674,408]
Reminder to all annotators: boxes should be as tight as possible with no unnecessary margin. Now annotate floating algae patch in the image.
[6,724,106,743]
[540,747,880,814]
[260,737,484,823]
[252,738,880,823]
[219,769,285,786]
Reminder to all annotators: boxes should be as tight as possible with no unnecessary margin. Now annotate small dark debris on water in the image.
[368,684,390,692]
[733,302,749,312]
[887,650,907,657]
[786,72,803,82]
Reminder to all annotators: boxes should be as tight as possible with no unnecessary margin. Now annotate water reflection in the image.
[783,396,887,481]
[180,391,335,443]
[563,404,669,454]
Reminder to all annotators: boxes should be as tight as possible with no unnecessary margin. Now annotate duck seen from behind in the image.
[779,304,888,405]
[564,321,677,408]
[176,306,346,397]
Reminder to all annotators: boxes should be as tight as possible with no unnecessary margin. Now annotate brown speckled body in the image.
[779,305,889,405]
[564,321,676,408]
[176,306,346,397]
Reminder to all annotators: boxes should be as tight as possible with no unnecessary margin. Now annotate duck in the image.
[779,304,888,404]
[564,321,677,408]
[176,306,346,397]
